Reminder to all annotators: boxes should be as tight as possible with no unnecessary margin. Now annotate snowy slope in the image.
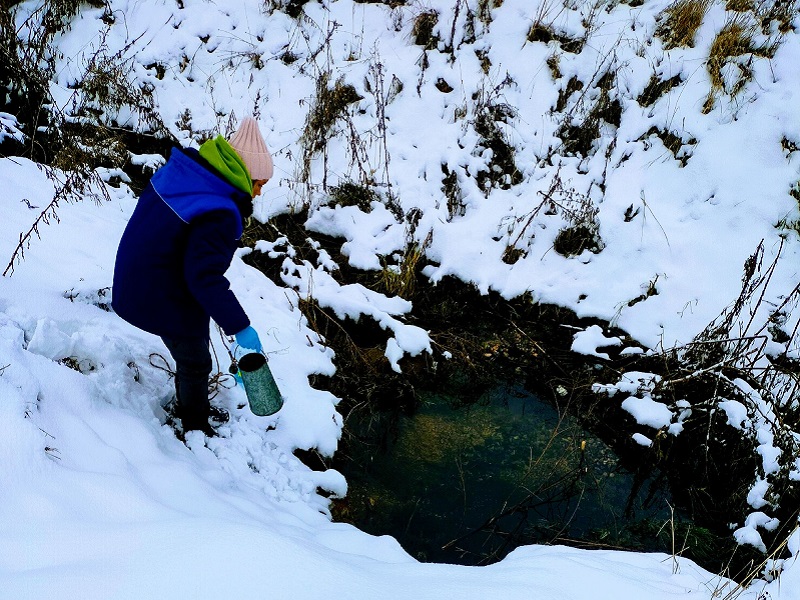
[0,140,788,600]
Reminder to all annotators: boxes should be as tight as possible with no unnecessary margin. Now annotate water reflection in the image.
[337,383,675,565]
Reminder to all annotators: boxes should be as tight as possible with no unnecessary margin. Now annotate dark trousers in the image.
[161,335,212,431]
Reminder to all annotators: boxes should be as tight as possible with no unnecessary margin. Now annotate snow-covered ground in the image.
[0,145,788,600]
[3,0,800,597]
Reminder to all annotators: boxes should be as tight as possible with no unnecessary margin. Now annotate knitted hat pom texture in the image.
[228,117,274,181]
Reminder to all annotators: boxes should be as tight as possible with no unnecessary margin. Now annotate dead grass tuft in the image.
[637,74,682,107]
[725,0,754,11]
[702,18,764,112]
[708,21,755,88]
[655,0,711,49]
[328,181,379,213]
[756,0,799,34]
[412,10,440,50]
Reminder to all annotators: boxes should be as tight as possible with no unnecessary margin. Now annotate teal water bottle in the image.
[237,351,283,416]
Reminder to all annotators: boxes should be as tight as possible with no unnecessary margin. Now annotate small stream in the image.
[337,383,678,565]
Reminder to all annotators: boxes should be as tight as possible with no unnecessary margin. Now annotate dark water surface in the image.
[339,383,676,564]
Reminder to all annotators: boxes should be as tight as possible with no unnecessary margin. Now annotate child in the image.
[113,117,272,435]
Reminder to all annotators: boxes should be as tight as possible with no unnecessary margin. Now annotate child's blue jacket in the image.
[112,147,251,340]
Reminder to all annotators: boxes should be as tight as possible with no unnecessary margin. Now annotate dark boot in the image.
[164,401,217,438]
[161,335,215,438]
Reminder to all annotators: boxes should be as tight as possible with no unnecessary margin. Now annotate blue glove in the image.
[235,326,263,353]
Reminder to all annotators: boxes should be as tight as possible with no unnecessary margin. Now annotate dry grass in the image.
[328,181,378,213]
[702,18,760,112]
[412,10,439,50]
[759,0,799,34]
[707,21,754,90]
[476,0,503,25]
[379,244,423,298]
[379,226,432,298]
[725,0,754,11]
[655,0,711,49]
[713,523,799,600]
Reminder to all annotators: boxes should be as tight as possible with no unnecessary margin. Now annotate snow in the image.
[719,399,751,431]
[571,325,622,360]
[0,112,24,143]
[3,0,800,597]
[621,396,674,430]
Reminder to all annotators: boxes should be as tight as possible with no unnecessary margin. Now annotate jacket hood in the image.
[150,147,249,238]
[198,135,253,196]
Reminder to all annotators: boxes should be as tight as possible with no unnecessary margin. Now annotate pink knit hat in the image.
[228,117,274,180]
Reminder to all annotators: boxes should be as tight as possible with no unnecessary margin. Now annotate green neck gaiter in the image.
[198,135,253,196]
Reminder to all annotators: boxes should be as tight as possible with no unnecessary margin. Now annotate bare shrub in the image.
[471,75,523,192]
[328,181,379,213]
[655,242,800,568]
[554,68,621,159]
[299,73,363,187]
[441,164,466,220]
[2,1,170,275]
[501,168,603,263]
